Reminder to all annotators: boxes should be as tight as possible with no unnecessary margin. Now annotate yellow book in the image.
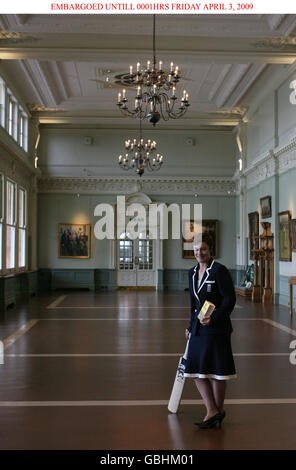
[197,300,216,321]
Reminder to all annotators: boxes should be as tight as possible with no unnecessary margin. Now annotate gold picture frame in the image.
[260,196,272,219]
[248,211,259,260]
[58,223,91,259]
[278,211,292,261]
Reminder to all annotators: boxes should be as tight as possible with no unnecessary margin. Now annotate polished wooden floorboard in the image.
[0,291,296,450]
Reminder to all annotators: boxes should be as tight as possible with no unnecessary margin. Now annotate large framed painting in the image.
[260,196,272,219]
[58,223,91,258]
[182,219,218,259]
[278,211,292,261]
[248,211,259,260]
[291,219,296,252]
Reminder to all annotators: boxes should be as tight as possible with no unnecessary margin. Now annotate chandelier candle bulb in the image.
[129,65,133,75]
[147,60,151,70]
[137,62,140,72]
[175,66,179,76]
[170,62,174,72]
[118,93,121,103]
[159,61,163,70]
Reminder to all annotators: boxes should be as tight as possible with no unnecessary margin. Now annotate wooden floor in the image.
[0,290,296,450]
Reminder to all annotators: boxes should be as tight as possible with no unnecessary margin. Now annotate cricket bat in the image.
[168,336,190,413]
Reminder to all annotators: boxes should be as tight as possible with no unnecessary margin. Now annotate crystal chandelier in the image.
[116,15,190,126]
[118,120,163,177]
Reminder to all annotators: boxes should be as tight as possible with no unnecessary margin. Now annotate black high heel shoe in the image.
[194,412,224,429]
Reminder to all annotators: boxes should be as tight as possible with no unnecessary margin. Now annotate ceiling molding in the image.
[2,14,295,38]
[0,15,9,30]
[36,113,241,130]
[15,14,30,26]
[1,47,296,65]
[266,14,287,31]
[211,64,250,108]
[37,175,237,196]
[225,63,267,109]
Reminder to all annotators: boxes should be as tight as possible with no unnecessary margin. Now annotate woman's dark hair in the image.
[201,235,213,253]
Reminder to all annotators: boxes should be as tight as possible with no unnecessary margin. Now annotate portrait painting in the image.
[278,211,291,261]
[248,211,259,260]
[58,223,91,258]
[291,219,296,252]
[260,196,272,219]
[182,219,218,259]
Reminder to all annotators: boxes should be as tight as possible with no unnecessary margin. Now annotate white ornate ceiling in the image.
[0,14,296,130]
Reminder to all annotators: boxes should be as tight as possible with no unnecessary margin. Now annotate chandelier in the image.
[118,120,164,176]
[116,15,190,126]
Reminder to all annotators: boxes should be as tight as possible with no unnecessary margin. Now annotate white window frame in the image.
[5,178,17,273]
[0,77,29,153]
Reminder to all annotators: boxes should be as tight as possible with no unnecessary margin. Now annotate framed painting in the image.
[58,223,91,258]
[182,219,218,259]
[291,219,296,252]
[260,196,272,219]
[248,211,259,260]
[278,211,292,261]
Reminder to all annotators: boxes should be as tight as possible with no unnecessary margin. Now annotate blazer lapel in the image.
[192,265,200,304]
[198,258,215,294]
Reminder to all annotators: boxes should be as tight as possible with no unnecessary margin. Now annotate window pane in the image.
[6,181,15,225]
[19,228,26,267]
[19,188,26,227]
[19,114,24,148]
[8,98,13,135]
[13,101,18,141]
[6,226,15,269]
[0,78,5,128]
[24,116,28,152]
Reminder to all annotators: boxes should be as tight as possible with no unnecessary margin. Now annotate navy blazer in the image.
[188,259,236,336]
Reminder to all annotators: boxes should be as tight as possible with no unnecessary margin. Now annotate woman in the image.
[184,237,237,429]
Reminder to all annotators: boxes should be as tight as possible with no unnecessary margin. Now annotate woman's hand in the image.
[200,315,211,326]
[185,329,190,340]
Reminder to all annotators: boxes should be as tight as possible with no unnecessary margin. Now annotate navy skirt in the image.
[184,332,237,380]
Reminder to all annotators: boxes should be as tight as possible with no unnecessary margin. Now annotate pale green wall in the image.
[38,194,113,269]
[278,168,296,277]
[244,70,296,304]
[278,71,296,146]
[38,193,237,270]
[246,96,274,166]
[39,128,236,178]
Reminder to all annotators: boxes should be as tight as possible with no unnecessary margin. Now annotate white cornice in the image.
[37,176,236,196]
[241,133,296,189]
